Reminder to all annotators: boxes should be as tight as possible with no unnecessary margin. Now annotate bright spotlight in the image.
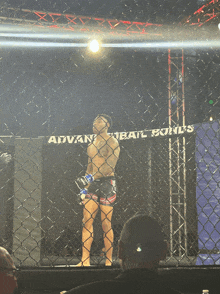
[218,23,220,30]
[209,116,213,122]
[89,40,100,53]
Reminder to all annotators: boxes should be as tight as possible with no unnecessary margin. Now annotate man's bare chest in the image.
[88,140,109,158]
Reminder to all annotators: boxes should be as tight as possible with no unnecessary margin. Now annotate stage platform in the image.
[38,255,198,267]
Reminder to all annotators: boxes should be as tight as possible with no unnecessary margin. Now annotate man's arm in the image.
[75,151,94,191]
[84,157,93,189]
[85,157,93,176]
[105,138,120,172]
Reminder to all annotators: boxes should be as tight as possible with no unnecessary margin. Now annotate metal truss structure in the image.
[168,50,187,257]
[0,7,162,37]
[185,0,220,26]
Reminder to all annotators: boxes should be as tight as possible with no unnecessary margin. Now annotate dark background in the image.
[1,48,220,138]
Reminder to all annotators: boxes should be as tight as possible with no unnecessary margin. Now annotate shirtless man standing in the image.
[75,114,120,267]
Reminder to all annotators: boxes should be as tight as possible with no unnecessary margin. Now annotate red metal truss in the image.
[1,3,218,37]
[0,7,162,36]
[184,0,220,26]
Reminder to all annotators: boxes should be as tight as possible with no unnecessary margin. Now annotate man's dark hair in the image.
[120,214,167,264]
[96,114,112,128]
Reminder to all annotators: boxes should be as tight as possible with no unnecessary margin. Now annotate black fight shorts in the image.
[85,176,117,206]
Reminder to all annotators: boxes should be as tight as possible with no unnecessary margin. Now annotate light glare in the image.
[102,40,220,49]
[1,39,220,50]
[89,40,100,53]
[0,41,87,48]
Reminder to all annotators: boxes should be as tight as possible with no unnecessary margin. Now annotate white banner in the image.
[47,125,194,144]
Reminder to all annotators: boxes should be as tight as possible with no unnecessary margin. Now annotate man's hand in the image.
[0,153,12,164]
[75,174,94,190]
[77,188,88,205]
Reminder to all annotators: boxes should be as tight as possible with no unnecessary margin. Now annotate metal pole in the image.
[168,49,173,256]
[182,50,187,255]
[168,49,187,259]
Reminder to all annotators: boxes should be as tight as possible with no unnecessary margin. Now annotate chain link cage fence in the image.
[0,6,220,270]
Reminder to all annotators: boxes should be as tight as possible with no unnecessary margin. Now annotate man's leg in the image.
[77,198,99,266]
[100,205,114,266]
